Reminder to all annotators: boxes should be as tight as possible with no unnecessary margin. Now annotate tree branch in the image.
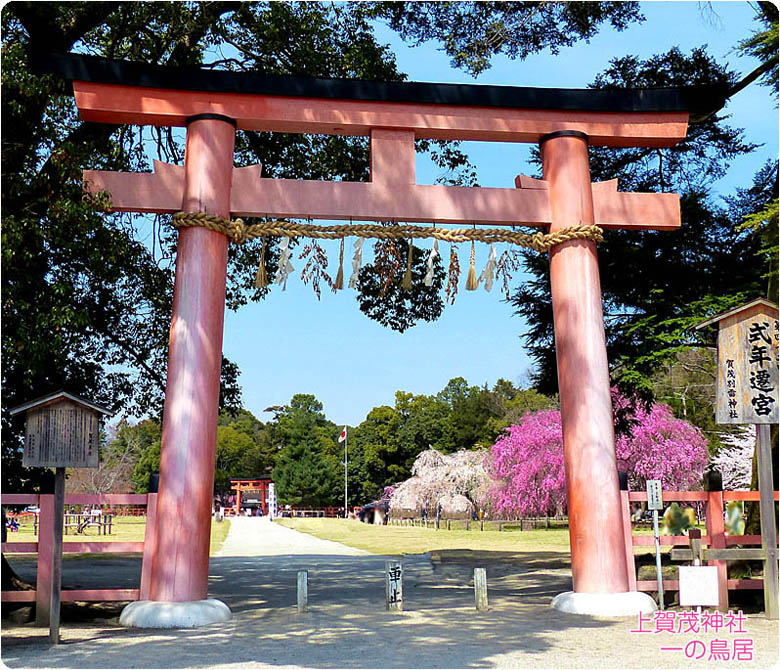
[691,59,776,123]
[12,2,122,53]
[101,331,167,393]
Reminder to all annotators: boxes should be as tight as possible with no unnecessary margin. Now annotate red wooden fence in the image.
[1,492,157,615]
[620,488,779,610]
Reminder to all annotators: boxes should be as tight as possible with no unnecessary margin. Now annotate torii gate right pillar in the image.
[541,131,656,615]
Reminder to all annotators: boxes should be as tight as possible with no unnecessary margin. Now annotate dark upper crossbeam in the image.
[33,51,727,118]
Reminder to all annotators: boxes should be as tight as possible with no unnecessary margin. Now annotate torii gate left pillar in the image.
[120,115,236,627]
[51,52,711,626]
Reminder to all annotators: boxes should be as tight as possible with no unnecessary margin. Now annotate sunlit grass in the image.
[274,518,571,555]
[4,513,231,556]
[209,517,231,554]
[274,518,704,560]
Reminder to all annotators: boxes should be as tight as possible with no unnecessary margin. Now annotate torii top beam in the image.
[40,52,724,146]
[37,52,725,229]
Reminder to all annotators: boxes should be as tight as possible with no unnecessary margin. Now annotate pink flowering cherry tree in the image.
[489,396,708,518]
[614,402,708,492]
[489,410,567,518]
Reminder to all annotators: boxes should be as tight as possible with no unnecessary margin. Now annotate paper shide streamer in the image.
[424,239,439,287]
[274,236,294,290]
[479,244,497,292]
[348,238,364,289]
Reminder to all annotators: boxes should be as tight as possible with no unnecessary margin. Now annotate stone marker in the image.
[297,571,308,614]
[474,568,488,611]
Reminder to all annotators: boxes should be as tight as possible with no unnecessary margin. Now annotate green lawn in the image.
[5,513,231,556]
[274,518,572,555]
[273,518,700,565]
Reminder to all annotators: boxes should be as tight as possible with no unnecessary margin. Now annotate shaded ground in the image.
[2,518,778,669]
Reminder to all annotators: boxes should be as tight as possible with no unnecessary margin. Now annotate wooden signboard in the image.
[695,298,779,620]
[697,299,779,424]
[385,560,403,612]
[9,390,112,643]
[241,489,264,505]
[10,391,112,468]
[268,483,277,519]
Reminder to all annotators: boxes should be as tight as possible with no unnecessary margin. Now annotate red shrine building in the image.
[229,478,272,516]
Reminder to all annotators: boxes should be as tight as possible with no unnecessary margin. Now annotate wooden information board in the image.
[22,400,100,468]
[695,298,779,620]
[10,391,111,468]
[701,300,779,424]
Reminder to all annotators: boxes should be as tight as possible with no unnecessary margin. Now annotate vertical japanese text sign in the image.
[385,560,403,611]
[268,483,277,519]
[697,299,779,424]
[646,480,663,510]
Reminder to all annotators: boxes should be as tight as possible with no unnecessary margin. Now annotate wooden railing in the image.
[619,487,779,610]
[279,507,343,518]
[2,492,157,620]
[389,517,566,531]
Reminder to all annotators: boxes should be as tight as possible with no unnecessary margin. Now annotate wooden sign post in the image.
[9,391,112,643]
[474,568,489,612]
[755,423,778,620]
[696,298,779,619]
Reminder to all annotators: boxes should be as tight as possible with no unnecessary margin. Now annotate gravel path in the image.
[3,519,778,669]
[216,516,370,557]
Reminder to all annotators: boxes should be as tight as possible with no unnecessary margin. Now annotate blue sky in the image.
[215,2,777,427]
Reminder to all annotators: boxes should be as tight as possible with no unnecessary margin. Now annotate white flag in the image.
[338,426,347,443]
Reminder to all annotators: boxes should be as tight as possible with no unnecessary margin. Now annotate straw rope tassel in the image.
[466,241,479,290]
[254,237,269,288]
[334,237,345,290]
[401,239,414,291]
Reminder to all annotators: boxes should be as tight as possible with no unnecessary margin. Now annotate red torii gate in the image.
[40,52,723,625]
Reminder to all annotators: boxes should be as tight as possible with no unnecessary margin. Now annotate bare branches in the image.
[495,249,523,300]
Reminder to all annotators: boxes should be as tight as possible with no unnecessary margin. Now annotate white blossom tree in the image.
[711,427,755,490]
[389,448,492,517]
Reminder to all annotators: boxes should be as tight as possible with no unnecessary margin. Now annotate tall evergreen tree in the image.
[270,394,342,507]
[511,48,772,398]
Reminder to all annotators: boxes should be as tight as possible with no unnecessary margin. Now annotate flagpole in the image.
[343,428,348,519]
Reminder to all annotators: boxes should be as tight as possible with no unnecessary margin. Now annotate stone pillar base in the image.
[551,591,657,617]
[119,598,231,628]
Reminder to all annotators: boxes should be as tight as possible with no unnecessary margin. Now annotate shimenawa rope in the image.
[171,212,603,253]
